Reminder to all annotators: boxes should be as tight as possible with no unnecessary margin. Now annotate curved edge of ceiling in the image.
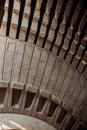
[0,80,86,130]
[0,36,87,129]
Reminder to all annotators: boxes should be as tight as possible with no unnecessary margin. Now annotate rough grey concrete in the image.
[0,114,56,130]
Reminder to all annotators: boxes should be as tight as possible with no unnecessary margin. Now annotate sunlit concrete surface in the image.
[0,114,56,130]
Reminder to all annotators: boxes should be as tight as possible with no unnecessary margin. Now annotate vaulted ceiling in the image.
[0,0,87,130]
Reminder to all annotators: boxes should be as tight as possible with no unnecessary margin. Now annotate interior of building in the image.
[0,0,87,129]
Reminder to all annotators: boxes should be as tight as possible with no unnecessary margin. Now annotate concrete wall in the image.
[0,0,87,129]
[0,36,87,129]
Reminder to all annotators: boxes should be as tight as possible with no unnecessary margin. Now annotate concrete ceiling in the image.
[0,0,87,130]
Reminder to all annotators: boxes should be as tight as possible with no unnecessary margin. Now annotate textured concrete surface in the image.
[0,0,87,129]
[0,36,87,128]
[0,114,56,130]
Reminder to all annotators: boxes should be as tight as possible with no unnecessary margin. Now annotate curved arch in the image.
[0,37,86,129]
[0,0,87,129]
[0,81,84,130]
